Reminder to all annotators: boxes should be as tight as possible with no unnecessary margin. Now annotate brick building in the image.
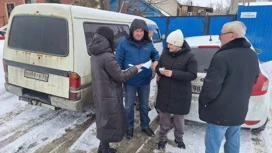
[0,0,74,27]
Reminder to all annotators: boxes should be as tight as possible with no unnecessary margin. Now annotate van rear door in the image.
[3,5,74,100]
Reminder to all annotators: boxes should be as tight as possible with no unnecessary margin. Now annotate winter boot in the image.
[98,142,117,153]
[126,128,134,139]
[174,139,186,149]
[157,140,167,150]
[142,127,155,137]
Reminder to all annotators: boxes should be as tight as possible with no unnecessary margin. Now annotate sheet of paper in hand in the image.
[142,60,152,69]
[128,64,142,73]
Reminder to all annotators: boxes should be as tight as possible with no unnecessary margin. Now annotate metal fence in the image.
[150,5,272,62]
[238,5,272,62]
[148,15,236,50]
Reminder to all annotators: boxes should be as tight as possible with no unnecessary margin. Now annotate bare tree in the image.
[74,0,99,8]
[228,0,255,14]
[117,0,168,16]
[99,0,110,10]
[74,0,169,16]
[95,0,167,16]
[208,0,231,15]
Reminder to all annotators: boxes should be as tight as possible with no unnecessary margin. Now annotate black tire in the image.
[250,118,269,134]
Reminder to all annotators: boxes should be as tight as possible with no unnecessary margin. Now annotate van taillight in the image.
[251,73,268,96]
[69,72,81,100]
[244,120,260,125]
[69,73,80,88]
[0,36,4,40]
[3,59,8,83]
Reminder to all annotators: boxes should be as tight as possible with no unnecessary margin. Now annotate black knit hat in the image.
[96,26,114,50]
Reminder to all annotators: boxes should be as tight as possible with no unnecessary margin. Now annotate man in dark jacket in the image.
[115,19,160,139]
[198,21,259,153]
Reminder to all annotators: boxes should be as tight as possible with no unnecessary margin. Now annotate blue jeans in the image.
[124,85,150,129]
[205,123,241,153]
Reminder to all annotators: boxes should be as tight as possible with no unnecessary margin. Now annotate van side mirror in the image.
[254,48,262,54]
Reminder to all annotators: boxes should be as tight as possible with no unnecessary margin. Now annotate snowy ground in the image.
[0,40,272,153]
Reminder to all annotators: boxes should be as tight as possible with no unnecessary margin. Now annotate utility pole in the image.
[229,0,239,14]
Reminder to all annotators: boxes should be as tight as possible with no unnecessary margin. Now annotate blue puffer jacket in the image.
[115,19,160,86]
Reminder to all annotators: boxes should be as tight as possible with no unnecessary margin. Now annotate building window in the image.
[6,3,15,18]
[25,0,36,3]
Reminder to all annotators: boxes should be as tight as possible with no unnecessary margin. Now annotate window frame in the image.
[83,22,130,50]
[6,3,15,18]
[152,28,162,43]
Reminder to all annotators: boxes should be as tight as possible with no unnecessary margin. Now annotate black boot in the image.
[98,142,117,153]
[142,127,155,137]
[126,128,134,139]
[157,140,167,150]
[174,139,186,149]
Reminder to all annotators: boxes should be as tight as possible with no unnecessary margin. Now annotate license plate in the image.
[24,70,49,82]
[192,85,202,94]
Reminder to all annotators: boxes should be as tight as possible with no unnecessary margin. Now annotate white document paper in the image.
[127,64,142,73]
[128,60,151,73]
[142,60,152,69]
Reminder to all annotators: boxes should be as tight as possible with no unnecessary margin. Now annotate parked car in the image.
[185,35,270,131]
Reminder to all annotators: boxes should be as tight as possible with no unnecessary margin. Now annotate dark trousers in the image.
[159,110,184,142]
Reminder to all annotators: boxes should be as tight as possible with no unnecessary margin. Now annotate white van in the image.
[3,4,163,111]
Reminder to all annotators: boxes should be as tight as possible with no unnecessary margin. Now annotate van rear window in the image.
[8,16,68,56]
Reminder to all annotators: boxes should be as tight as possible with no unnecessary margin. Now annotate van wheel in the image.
[250,118,268,134]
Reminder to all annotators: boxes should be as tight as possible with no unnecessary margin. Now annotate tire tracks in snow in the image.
[0,91,16,101]
[34,114,96,153]
[251,112,272,153]
[0,109,66,148]
[110,110,159,153]
[0,105,30,126]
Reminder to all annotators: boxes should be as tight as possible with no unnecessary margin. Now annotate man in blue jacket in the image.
[116,19,160,139]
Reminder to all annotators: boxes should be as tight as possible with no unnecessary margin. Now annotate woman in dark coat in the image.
[87,27,142,153]
[155,29,197,150]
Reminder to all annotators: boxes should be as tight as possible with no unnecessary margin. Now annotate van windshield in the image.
[191,48,218,73]
[8,16,68,56]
